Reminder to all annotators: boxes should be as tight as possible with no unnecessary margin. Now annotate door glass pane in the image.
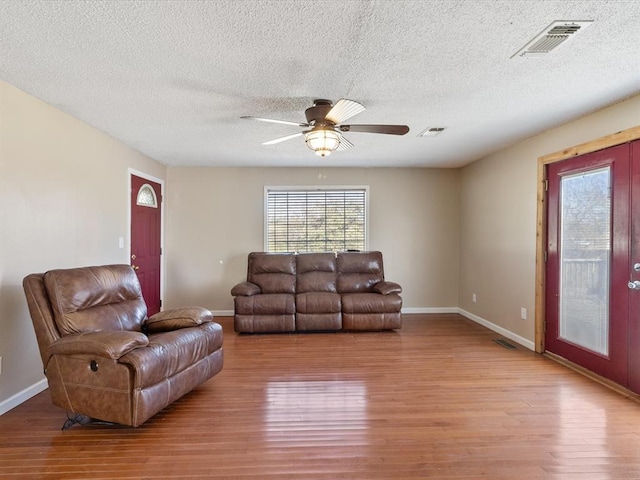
[137,184,158,208]
[559,167,610,356]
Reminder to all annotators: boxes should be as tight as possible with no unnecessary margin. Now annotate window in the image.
[265,187,367,253]
[136,184,158,208]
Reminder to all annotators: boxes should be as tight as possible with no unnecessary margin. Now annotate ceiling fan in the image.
[241,98,410,157]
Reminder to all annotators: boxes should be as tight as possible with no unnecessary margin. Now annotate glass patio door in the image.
[545,143,632,389]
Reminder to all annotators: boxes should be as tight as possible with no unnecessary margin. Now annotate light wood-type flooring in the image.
[1,314,640,479]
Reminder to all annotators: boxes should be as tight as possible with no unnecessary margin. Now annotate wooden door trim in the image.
[535,126,640,353]
[128,168,165,311]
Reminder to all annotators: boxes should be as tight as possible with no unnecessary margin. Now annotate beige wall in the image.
[3,76,637,412]
[164,167,460,311]
[459,94,640,342]
[0,81,166,408]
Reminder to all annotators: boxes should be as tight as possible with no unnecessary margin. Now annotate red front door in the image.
[628,139,640,392]
[545,141,640,392]
[130,174,162,316]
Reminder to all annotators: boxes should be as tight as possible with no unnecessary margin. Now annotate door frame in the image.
[535,126,640,354]
[128,168,165,312]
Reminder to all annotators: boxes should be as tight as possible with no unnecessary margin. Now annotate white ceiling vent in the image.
[511,20,593,58]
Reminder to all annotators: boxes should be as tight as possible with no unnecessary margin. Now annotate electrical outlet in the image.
[472,293,477,303]
[521,307,527,320]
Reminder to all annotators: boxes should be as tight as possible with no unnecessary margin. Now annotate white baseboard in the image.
[0,378,48,416]
[458,308,535,351]
[219,308,459,316]
[401,307,459,314]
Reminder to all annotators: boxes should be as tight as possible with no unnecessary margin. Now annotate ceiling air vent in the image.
[511,20,593,58]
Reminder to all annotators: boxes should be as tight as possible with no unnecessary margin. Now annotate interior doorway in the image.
[130,172,163,316]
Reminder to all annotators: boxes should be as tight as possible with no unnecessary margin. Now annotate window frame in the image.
[263,185,370,253]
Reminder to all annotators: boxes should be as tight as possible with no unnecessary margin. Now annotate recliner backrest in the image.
[296,253,337,293]
[247,253,296,294]
[44,264,147,335]
[336,251,385,293]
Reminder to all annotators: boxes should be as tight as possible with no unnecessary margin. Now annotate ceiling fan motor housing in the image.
[305,99,334,126]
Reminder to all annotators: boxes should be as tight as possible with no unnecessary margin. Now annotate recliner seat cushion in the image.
[341,292,402,313]
[234,293,295,315]
[295,291,342,331]
[296,292,341,314]
[119,322,223,388]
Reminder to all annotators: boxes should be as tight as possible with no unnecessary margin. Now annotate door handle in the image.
[628,280,640,290]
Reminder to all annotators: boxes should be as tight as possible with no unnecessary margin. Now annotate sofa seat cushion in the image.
[341,292,402,314]
[235,293,295,315]
[343,312,402,331]
[119,322,223,388]
[295,292,342,331]
[296,292,341,314]
[234,314,295,333]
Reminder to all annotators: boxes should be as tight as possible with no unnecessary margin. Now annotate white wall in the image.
[459,94,640,344]
[164,167,461,312]
[0,81,166,412]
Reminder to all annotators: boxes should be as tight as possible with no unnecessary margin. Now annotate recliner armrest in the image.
[48,331,149,360]
[231,282,261,296]
[144,307,213,333]
[372,281,402,295]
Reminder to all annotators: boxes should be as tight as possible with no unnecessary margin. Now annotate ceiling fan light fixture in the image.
[305,128,341,157]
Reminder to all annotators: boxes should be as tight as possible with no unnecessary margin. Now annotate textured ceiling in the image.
[1,0,640,168]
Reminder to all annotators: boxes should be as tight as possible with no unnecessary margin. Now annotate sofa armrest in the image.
[48,331,149,360]
[231,282,261,297]
[144,307,213,333]
[372,281,402,295]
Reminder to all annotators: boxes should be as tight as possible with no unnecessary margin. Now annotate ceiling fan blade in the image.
[339,124,410,135]
[325,99,365,124]
[262,132,304,145]
[336,134,354,152]
[241,116,308,127]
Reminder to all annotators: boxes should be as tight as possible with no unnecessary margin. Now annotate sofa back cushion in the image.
[296,253,337,293]
[44,265,147,335]
[247,253,296,294]
[337,251,385,293]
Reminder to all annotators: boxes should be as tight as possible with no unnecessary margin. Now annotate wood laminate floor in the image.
[1,314,639,479]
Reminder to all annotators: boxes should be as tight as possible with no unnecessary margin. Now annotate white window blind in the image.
[266,188,367,253]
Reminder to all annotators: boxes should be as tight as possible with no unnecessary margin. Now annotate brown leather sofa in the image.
[23,264,223,428]
[231,251,402,333]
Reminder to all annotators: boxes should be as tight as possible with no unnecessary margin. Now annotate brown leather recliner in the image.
[23,264,223,428]
[231,251,402,333]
